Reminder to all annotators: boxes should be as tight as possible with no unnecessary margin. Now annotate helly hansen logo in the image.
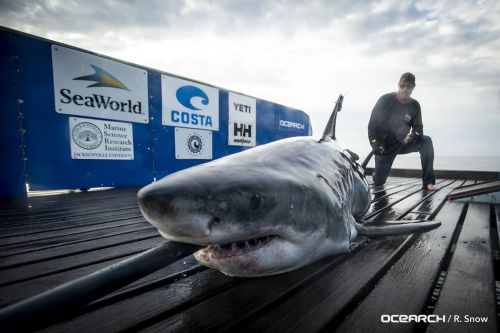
[234,123,252,138]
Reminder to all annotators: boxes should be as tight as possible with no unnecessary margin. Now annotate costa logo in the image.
[162,75,219,131]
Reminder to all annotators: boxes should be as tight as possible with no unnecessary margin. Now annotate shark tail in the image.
[355,220,441,237]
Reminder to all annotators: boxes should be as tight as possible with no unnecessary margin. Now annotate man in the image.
[368,72,436,191]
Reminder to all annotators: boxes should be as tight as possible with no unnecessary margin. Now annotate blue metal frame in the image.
[0,31,27,197]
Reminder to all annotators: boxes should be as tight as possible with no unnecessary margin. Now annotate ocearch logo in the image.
[280,120,305,130]
[381,314,446,323]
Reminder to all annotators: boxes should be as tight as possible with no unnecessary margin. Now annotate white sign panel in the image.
[69,117,134,160]
[175,127,212,160]
[162,75,219,131]
[52,45,149,123]
[228,92,256,147]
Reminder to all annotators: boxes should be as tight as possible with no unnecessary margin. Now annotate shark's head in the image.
[138,137,358,277]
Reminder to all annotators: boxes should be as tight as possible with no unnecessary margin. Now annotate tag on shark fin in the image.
[355,220,441,237]
[321,94,344,141]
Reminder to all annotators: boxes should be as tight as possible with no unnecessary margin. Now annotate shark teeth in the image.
[201,235,277,260]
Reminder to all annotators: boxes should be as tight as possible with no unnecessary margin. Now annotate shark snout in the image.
[137,183,213,241]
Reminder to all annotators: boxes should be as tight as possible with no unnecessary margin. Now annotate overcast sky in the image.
[1,0,499,158]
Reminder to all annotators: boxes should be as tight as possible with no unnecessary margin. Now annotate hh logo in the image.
[234,123,252,138]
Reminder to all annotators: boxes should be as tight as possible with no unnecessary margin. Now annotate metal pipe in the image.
[0,241,201,331]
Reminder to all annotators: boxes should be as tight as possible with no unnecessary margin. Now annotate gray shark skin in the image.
[138,97,440,277]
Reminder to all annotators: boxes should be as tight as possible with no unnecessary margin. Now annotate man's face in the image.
[398,81,415,101]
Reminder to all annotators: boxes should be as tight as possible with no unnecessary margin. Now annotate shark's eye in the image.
[249,194,262,210]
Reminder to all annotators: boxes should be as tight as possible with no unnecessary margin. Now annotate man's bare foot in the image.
[426,184,437,191]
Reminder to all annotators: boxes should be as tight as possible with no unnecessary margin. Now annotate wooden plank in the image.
[41,268,240,333]
[447,180,500,200]
[0,210,143,238]
[0,189,140,225]
[0,217,146,248]
[369,178,418,193]
[0,203,139,225]
[365,168,500,181]
[371,179,421,201]
[0,236,164,286]
[0,254,199,307]
[367,179,451,222]
[497,204,500,265]
[0,228,157,269]
[427,203,497,333]
[334,201,466,332]
[0,256,132,307]
[0,221,152,257]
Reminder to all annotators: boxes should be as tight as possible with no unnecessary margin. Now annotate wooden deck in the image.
[0,177,498,332]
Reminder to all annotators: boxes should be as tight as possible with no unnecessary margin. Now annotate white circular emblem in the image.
[186,134,203,154]
[72,122,103,150]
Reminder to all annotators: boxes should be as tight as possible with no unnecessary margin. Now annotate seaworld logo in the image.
[57,65,142,114]
[73,65,129,91]
[170,85,213,127]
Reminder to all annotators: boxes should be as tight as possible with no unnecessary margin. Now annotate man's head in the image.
[397,72,415,102]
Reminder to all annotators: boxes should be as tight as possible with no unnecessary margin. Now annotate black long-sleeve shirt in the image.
[368,92,423,154]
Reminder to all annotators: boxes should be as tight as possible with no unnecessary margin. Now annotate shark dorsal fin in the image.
[320,94,344,142]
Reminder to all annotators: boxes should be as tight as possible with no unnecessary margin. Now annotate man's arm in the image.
[368,95,387,154]
[407,101,423,143]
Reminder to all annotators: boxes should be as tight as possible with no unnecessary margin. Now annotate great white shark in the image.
[138,95,440,277]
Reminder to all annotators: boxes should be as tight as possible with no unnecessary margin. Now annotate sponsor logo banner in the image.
[228,92,256,147]
[69,117,134,160]
[162,75,219,131]
[174,127,212,160]
[52,45,149,123]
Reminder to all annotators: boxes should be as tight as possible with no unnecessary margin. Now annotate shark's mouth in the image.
[194,234,279,260]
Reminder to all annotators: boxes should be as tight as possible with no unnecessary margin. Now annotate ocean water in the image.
[365,155,500,172]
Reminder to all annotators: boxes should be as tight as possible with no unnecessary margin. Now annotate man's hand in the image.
[371,141,386,155]
[403,135,412,145]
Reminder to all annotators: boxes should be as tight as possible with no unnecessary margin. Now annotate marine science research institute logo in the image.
[72,122,103,150]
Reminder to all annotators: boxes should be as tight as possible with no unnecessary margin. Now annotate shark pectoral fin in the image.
[355,220,441,237]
